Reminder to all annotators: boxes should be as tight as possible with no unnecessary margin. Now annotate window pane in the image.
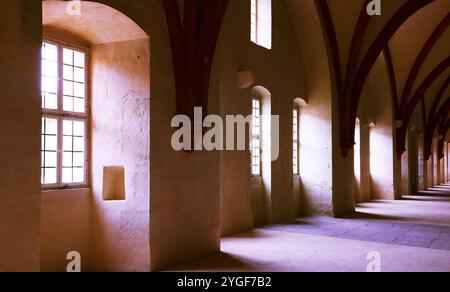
[62,120,85,184]
[62,168,72,183]
[63,80,74,96]
[44,92,57,110]
[43,168,57,185]
[45,135,57,151]
[42,76,57,94]
[63,135,73,151]
[43,60,57,78]
[74,51,85,68]
[74,98,85,113]
[43,117,58,135]
[74,67,85,83]
[73,152,84,167]
[63,152,72,168]
[73,168,85,183]
[41,117,58,185]
[63,96,74,112]
[45,151,57,168]
[41,43,59,111]
[73,121,85,136]
[63,48,73,65]
[43,43,57,62]
[61,48,86,113]
[73,137,85,152]
[63,119,73,135]
[74,82,85,98]
[64,65,73,80]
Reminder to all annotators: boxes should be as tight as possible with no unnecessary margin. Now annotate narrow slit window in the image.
[41,41,89,189]
[250,0,272,49]
[293,108,299,175]
[251,98,262,176]
[250,0,258,43]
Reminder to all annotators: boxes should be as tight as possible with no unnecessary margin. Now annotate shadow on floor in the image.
[164,252,259,272]
[403,196,450,202]
[417,190,450,196]
[261,213,450,251]
[343,211,416,222]
[430,185,450,190]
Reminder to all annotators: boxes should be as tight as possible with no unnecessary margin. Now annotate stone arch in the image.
[43,1,149,44]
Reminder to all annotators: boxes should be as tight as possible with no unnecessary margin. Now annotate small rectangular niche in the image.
[103,166,126,201]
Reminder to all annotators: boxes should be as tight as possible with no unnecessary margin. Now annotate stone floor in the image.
[263,217,450,250]
[167,184,450,272]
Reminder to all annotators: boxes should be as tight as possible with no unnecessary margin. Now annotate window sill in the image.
[41,187,90,194]
[251,175,263,181]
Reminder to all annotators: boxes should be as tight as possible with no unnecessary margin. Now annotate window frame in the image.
[41,38,90,190]
[251,97,262,177]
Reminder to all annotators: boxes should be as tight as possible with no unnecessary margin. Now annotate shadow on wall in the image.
[298,176,311,216]
[298,113,332,216]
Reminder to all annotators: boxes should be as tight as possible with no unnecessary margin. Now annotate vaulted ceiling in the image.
[286,0,450,158]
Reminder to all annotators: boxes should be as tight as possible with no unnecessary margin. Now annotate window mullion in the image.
[58,45,63,115]
[57,116,63,188]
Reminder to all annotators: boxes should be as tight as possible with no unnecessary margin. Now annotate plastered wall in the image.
[148,3,221,271]
[359,119,371,202]
[360,55,397,200]
[218,0,306,234]
[401,151,409,196]
[287,0,334,216]
[0,0,42,272]
[90,38,150,272]
[408,131,419,195]
[433,138,439,186]
[40,189,90,272]
[418,133,427,191]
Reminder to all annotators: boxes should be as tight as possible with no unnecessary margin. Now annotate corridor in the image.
[168,184,450,272]
[1,0,449,273]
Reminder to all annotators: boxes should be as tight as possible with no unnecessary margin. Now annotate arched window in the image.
[250,0,272,49]
[251,97,262,176]
[41,41,88,188]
